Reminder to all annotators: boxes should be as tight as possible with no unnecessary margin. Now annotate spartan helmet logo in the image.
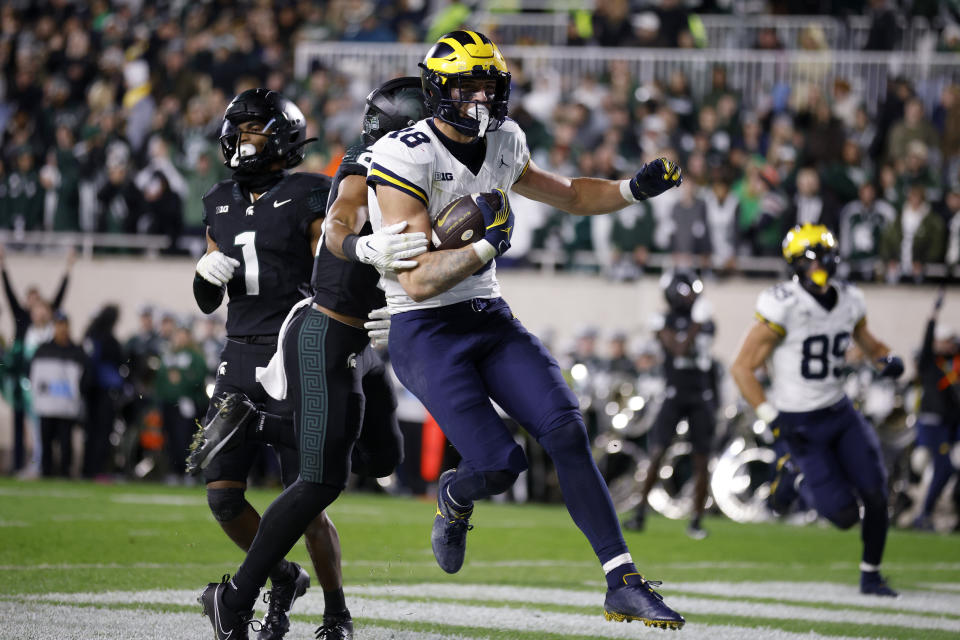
[217,362,227,377]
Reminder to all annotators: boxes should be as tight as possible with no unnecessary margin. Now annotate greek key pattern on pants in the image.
[298,311,329,483]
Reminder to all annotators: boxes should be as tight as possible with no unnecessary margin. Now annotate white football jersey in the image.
[755,279,867,412]
[367,118,530,313]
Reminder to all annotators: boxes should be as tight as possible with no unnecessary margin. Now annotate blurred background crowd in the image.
[0,0,958,532]
[3,249,958,533]
[1,1,960,280]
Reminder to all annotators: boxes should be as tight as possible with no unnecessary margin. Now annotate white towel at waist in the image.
[256,297,312,401]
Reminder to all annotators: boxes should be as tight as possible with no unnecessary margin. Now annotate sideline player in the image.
[730,223,904,596]
[196,80,429,640]
[367,31,685,628]
[625,271,716,539]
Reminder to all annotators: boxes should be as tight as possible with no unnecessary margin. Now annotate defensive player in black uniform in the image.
[625,271,717,539]
[197,79,429,640]
[190,88,346,640]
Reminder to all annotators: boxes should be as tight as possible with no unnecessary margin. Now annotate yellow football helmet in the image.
[419,30,510,137]
[782,223,840,287]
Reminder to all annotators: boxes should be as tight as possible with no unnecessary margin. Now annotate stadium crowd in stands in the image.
[0,1,958,280]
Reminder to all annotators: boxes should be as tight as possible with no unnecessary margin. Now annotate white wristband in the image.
[756,402,779,425]
[472,239,498,264]
[620,179,639,203]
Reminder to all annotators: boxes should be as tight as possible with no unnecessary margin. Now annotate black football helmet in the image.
[662,270,703,314]
[219,88,316,172]
[361,77,429,145]
[419,30,511,138]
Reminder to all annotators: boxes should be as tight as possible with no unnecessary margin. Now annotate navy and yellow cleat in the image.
[199,574,258,640]
[186,392,258,476]
[258,562,311,640]
[314,611,354,640]
[603,573,685,630]
[431,469,474,574]
[767,453,801,515]
[860,571,899,597]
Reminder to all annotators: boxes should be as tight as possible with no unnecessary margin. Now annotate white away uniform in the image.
[366,118,530,312]
[755,279,866,413]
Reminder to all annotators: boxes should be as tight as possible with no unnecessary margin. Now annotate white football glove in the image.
[352,221,428,272]
[196,251,241,287]
[364,306,391,347]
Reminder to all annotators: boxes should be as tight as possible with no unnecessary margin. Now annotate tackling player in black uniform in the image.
[189,88,345,640]
[195,79,429,640]
[625,271,718,539]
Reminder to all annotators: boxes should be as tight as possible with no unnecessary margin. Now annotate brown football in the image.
[431,192,498,250]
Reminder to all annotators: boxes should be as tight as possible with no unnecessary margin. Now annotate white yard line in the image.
[664,581,960,616]
[919,583,960,593]
[16,584,960,633]
[0,601,477,640]
[0,596,885,640]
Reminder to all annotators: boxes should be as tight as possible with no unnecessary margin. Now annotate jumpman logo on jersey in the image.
[498,155,509,169]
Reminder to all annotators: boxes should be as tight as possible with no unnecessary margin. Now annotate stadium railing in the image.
[466,11,937,51]
[0,231,172,258]
[295,43,960,114]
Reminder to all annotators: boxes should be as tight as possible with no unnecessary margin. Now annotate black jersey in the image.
[655,310,716,392]
[202,172,330,337]
[311,144,386,318]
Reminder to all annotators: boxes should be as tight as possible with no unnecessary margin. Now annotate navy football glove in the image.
[628,158,683,201]
[476,188,514,257]
[877,355,904,379]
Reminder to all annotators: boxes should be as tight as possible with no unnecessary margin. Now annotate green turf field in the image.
[1,478,958,639]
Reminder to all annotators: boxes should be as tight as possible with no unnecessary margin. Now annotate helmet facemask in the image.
[782,224,841,291]
[420,68,510,138]
[793,245,840,289]
[220,117,280,173]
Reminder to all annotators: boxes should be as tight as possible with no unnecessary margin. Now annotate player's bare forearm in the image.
[398,246,484,302]
[324,175,368,260]
[730,322,780,409]
[513,162,629,216]
[376,185,483,301]
[853,319,890,362]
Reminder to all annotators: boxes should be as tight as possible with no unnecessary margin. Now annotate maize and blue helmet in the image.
[782,223,841,288]
[419,30,511,138]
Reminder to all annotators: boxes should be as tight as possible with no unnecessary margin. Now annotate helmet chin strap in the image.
[472,104,490,137]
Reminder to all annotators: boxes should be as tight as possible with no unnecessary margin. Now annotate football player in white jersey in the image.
[367,30,685,629]
[730,223,905,596]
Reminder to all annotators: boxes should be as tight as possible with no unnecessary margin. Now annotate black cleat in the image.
[258,563,311,640]
[604,573,685,630]
[187,393,258,475]
[686,521,708,540]
[860,571,899,597]
[431,469,473,574]
[314,611,354,640]
[199,575,257,640]
[623,507,646,532]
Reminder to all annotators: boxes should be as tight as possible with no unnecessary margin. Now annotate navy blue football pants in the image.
[389,297,630,566]
[778,397,889,566]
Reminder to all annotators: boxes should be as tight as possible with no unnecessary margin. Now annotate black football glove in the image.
[477,188,514,257]
[629,158,683,201]
[877,355,904,379]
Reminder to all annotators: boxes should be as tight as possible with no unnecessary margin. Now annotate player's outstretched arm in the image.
[376,186,488,302]
[326,174,428,271]
[853,317,903,378]
[513,157,681,216]
[730,321,781,422]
